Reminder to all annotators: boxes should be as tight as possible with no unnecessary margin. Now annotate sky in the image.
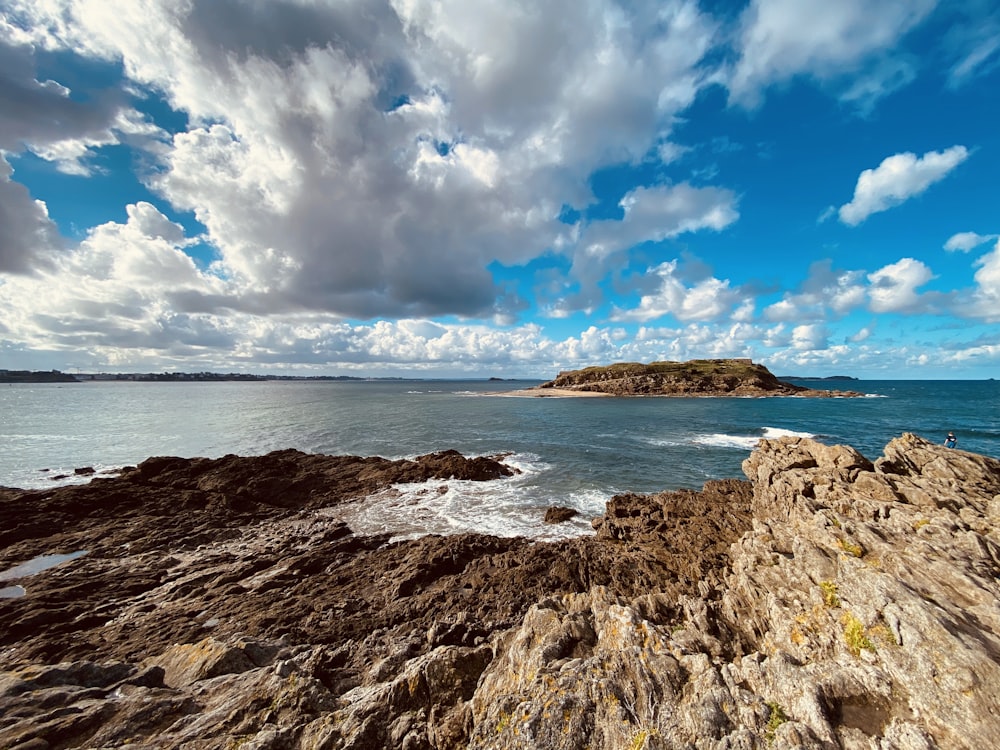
[1,0,998,379]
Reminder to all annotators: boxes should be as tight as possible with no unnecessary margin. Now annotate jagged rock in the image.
[543,506,577,523]
[1,436,998,748]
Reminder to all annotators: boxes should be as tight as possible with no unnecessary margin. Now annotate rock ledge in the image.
[2,435,998,749]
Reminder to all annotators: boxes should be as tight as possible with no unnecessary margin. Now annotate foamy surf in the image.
[14,462,124,490]
[761,427,816,439]
[692,426,816,450]
[337,452,606,541]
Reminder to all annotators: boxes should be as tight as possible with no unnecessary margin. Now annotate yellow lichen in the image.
[495,712,511,734]
[837,538,864,557]
[765,702,788,744]
[841,613,875,656]
[819,580,840,608]
[629,728,657,750]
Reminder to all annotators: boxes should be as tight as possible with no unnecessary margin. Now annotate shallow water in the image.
[0,551,88,597]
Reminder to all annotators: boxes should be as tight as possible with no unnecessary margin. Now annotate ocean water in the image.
[1,379,997,540]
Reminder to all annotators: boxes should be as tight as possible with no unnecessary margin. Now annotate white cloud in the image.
[838,56,917,114]
[944,231,997,253]
[791,323,828,350]
[943,3,1000,88]
[729,0,935,108]
[867,257,934,313]
[0,154,63,274]
[0,34,125,158]
[3,2,998,378]
[0,202,230,352]
[849,324,874,343]
[580,184,739,262]
[611,260,742,323]
[838,146,969,226]
[762,262,867,322]
[2,0,733,323]
[968,241,1000,322]
[949,32,1000,85]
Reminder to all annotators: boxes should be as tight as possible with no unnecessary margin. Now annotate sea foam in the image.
[338,452,605,542]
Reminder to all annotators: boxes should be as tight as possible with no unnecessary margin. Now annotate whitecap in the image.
[761,427,816,439]
[690,426,815,451]
[639,437,685,447]
[336,451,602,541]
[693,433,760,450]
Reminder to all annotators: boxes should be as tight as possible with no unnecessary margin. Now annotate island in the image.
[1,435,998,748]
[518,358,863,397]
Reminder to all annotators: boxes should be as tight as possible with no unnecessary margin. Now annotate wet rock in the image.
[543,506,577,523]
[1,437,998,748]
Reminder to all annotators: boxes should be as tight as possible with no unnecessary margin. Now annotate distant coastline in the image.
[1,369,407,383]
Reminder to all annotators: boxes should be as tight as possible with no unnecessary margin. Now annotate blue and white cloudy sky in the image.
[1,0,998,378]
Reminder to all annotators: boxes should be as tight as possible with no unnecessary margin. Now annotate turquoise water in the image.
[1,379,997,539]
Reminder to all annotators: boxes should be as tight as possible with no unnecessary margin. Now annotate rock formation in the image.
[2,434,998,749]
[536,359,863,397]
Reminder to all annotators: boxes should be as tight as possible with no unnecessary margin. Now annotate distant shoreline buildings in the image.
[0,369,402,383]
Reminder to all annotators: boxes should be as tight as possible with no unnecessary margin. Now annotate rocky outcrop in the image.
[2,435,999,749]
[537,359,863,397]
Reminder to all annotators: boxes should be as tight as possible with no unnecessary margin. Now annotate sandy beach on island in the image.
[486,387,612,397]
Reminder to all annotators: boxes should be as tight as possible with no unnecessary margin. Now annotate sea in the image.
[2,379,998,541]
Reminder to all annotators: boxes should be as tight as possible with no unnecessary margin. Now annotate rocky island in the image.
[528,359,863,397]
[2,435,999,749]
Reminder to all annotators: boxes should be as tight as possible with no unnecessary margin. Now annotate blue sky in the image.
[1,0,998,378]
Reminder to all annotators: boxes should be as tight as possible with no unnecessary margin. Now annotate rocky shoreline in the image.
[526,359,864,398]
[2,435,999,748]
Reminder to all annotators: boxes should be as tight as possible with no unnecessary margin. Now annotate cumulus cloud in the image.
[558,183,739,314]
[968,241,1000,322]
[729,0,935,108]
[0,154,62,273]
[0,32,164,174]
[762,261,866,322]
[0,202,229,353]
[2,1,996,377]
[944,231,997,252]
[0,35,125,157]
[610,260,742,323]
[579,184,739,262]
[790,323,828,350]
[838,146,969,226]
[867,257,934,313]
[1,0,730,323]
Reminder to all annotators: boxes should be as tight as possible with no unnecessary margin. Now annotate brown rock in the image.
[543,506,577,523]
[1,436,998,749]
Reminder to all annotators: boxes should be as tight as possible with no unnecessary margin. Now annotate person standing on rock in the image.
[944,432,957,448]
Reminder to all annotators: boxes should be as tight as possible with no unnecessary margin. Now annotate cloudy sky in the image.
[1,0,998,378]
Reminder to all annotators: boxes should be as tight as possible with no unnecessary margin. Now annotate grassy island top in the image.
[537,358,860,397]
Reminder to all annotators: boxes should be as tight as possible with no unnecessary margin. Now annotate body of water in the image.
[2,379,997,540]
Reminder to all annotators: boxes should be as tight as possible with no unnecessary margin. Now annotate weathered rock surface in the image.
[2,435,999,749]
[536,358,863,397]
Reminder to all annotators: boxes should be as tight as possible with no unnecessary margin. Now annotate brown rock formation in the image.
[2,435,999,749]
[536,358,863,397]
